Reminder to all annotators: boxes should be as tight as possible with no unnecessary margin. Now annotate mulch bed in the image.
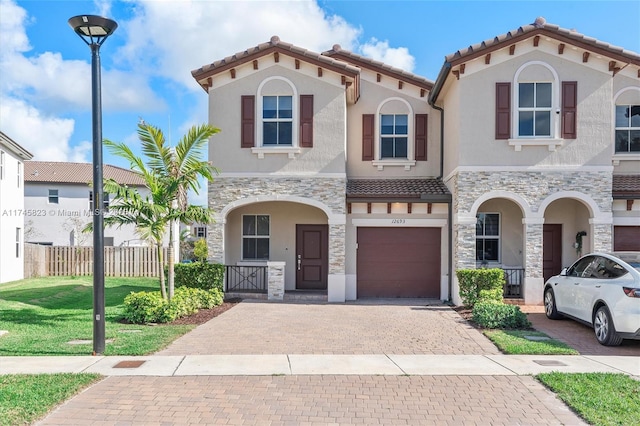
[167,297,242,325]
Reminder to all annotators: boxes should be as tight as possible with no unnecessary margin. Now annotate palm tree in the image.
[135,122,220,299]
[98,122,219,299]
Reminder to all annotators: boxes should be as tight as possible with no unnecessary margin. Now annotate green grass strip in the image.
[0,373,101,426]
[483,329,578,355]
[537,372,640,426]
[0,276,194,356]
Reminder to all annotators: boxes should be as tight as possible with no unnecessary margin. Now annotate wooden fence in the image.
[24,243,47,278]
[24,244,169,277]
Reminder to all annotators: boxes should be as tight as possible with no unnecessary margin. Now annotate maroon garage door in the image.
[357,227,441,298]
[614,226,640,251]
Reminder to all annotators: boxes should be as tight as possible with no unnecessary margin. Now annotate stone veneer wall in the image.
[452,170,613,303]
[207,176,346,274]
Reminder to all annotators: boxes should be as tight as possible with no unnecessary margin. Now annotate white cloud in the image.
[0,97,84,162]
[117,0,362,89]
[0,0,30,54]
[360,38,415,72]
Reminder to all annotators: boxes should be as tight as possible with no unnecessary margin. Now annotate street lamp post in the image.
[68,15,117,355]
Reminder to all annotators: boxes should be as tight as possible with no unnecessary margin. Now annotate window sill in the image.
[251,147,301,159]
[507,138,564,152]
[612,154,640,165]
[371,160,416,171]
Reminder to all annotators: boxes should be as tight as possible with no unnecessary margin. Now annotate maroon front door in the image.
[543,224,562,282]
[296,224,328,290]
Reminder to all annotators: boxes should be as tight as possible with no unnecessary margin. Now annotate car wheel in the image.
[544,288,562,319]
[594,306,623,346]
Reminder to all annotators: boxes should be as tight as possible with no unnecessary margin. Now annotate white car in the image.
[543,252,640,346]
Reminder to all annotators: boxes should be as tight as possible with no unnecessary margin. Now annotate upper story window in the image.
[89,191,110,211]
[17,161,22,187]
[615,105,640,153]
[242,77,313,158]
[476,213,500,263]
[15,228,21,258]
[518,82,552,137]
[0,151,5,180]
[242,214,269,260]
[363,98,427,170]
[48,189,59,204]
[263,95,293,145]
[380,114,408,158]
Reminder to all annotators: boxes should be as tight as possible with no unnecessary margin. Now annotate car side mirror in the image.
[560,268,568,276]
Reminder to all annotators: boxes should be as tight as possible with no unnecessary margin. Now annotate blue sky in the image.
[1,0,639,205]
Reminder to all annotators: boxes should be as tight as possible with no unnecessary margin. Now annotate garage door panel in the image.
[357,227,441,298]
[614,226,640,251]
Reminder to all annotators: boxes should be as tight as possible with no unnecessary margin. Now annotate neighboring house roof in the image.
[24,161,146,186]
[613,175,640,199]
[429,16,640,104]
[0,131,34,160]
[192,36,361,93]
[323,45,434,91]
[347,178,451,203]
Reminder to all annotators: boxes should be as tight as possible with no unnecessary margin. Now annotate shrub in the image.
[472,301,531,329]
[173,262,224,292]
[123,287,224,324]
[456,268,505,307]
[193,238,208,262]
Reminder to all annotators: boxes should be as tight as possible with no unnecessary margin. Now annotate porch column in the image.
[591,218,613,253]
[452,215,477,306]
[328,218,346,303]
[207,216,224,264]
[524,218,544,305]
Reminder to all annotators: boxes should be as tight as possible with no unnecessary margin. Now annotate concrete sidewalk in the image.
[2,354,638,377]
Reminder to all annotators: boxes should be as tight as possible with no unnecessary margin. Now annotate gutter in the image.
[428,61,453,302]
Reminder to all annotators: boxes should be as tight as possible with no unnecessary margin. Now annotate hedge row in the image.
[123,287,223,324]
[456,268,504,307]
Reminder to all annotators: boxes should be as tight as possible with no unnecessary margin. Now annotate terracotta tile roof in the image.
[192,36,361,91]
[323,45,434,90]
[445,17,640,65]
[24,161,146,186]
[347,178,451,202]
[613,174,640,199]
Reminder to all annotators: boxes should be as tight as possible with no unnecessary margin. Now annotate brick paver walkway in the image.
[157,300,499,355]
[38,375,585,426]
[522,306,640,356]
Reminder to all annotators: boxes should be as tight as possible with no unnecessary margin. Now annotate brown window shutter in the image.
[241,95,255,148]
[300,95,314,148]
[415,114,428,161]
[362,114,374,161]
[495,82,511,139]
[562,81,577,139]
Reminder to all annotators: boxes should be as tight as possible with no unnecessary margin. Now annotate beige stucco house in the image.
[192,18,639,304]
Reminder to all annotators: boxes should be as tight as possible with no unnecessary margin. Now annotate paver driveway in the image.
[157,299,499,355]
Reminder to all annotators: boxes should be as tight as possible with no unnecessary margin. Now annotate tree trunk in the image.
[167,219,175,300]
[157,242,167,300]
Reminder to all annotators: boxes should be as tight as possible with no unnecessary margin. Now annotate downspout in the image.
[428,62,452,301]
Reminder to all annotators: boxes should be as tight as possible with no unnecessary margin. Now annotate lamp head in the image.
[68,15,117,46]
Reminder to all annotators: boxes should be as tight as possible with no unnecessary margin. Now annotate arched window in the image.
[257,77,298,147]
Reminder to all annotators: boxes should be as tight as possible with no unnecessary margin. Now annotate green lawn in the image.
[0,373,101,426]
[0,276,194,355]
[537,372,640,426]
[483,329,579,355]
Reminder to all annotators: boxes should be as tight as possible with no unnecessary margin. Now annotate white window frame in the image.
[48,189,59,204]
[614,104,640,154]
[193,226,207,239]
[372,97,416,170]
[0,150,4,180]
[16,227,22,258]
[241,214,270,260]
[89,191,110,211]
[509,61,563,151]
[476,212,501,264]
[612,88,640,164]
[253,76,300,159]
[17,161,21,188]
